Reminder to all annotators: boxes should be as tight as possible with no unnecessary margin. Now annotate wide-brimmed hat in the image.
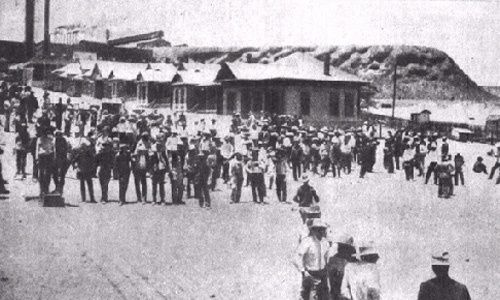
[310,218,328,229]
[353,242,379,259]
[334,233,354,246]
[299,206,321,219]
[431,251,450,266]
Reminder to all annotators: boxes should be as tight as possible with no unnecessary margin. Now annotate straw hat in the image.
[431,251,450,266]
[310,218,328,229]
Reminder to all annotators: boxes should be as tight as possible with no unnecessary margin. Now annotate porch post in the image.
[339,88,346,120]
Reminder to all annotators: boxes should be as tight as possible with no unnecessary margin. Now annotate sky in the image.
[1,0,499,85]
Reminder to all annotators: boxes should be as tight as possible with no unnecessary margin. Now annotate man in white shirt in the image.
[294,219,331,300]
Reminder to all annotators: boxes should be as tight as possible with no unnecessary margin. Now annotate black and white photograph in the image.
[0,0,499,299]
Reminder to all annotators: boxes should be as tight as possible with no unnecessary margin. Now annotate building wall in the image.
[283,85,359,126]
[221,81,361,126]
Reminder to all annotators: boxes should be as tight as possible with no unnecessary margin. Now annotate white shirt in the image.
[295,236,331,272]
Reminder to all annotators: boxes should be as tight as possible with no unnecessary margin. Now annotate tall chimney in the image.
[43,0,51,58]
[323,53,331,76]
[25,0,35,59]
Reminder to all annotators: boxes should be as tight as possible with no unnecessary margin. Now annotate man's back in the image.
[418,277,471,300]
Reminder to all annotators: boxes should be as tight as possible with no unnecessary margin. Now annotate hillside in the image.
[153,45,498,101]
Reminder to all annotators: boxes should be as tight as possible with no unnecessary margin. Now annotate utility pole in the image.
[391,56,397,120]
[43,0,51,58]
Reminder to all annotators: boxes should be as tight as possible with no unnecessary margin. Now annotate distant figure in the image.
[440,137,449,161]
[417,252,471,300]
[293,174,320,208]
[472,156,487,174]
[454,153,465,186]
[487,144,500,183]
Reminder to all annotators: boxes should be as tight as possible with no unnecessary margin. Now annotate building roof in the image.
[486,115,500,122]
[137,64,178,82]
[217,56,366,83]
[172,64,221,86]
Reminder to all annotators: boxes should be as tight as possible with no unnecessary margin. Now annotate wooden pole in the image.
[391,58,397,120]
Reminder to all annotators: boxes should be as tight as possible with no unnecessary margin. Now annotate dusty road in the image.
[0,130,499,299]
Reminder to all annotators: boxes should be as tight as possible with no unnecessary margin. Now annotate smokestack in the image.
[323,53,331,76]
[43,0,51,58]
[25,0,35,59]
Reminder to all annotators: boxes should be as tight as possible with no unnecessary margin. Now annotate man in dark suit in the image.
[418,252,471,300]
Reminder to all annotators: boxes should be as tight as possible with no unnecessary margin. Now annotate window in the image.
[227,91,236,112]
[126,81,136,96]
[252,91,263,112]
[344,91,355,117]
[329,91,340,117]
[300,91,310,116]
[111,82,118,98]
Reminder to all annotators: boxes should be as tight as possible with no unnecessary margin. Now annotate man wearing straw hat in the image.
[294,218,331,300]
[293,174,320,220]
[417,252,471,300]
[341,242,381,300]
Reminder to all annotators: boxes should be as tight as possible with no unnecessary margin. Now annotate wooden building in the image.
[171,64,222,113]
[136,63,178,105]
[215,59,367,126]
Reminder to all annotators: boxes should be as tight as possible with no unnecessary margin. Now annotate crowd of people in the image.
[1,81,497,299]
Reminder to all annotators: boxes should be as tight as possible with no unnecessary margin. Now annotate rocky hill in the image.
[154,45,498,101]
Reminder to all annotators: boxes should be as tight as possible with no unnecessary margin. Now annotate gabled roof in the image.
[216,54,366,84]
[172,64,221,86]
[137,63,178,82]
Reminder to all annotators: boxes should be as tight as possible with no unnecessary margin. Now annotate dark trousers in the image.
[133,171,148,202]
[0,161,6,191]
[54,160,68,193]
[171,181,184,204]
[301,270,329,300]
[292,161,301,181]
[16,150,27,176]
[331,162,341,177]
[454,170,464,185]
[231,179,243,203]
[27,109,34,122]
[321,158,330,176]
[425,162,438,184]
[342,153,352,174]
[489,162,500,179]
[64,121,72,137]
[79,174,95,202]
[99,171,111,202]
[276,174,287,202]
[152,171,166,203]
[4,113,10,132]
[250,173,265,203]
[222,161,230,183]
[38,155,54,194]
[359,162,369,178]
[118,172,130,203]
[210,166,220,191]
[403,161,414,180]
[198,182,211,207]
[384,157,394,173]
[32,153,38,179]
[438,177,453,198]
[186,172,196,198]
[395,155,401,170]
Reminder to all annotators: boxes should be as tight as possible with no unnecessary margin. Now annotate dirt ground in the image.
[0,127,499,299]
